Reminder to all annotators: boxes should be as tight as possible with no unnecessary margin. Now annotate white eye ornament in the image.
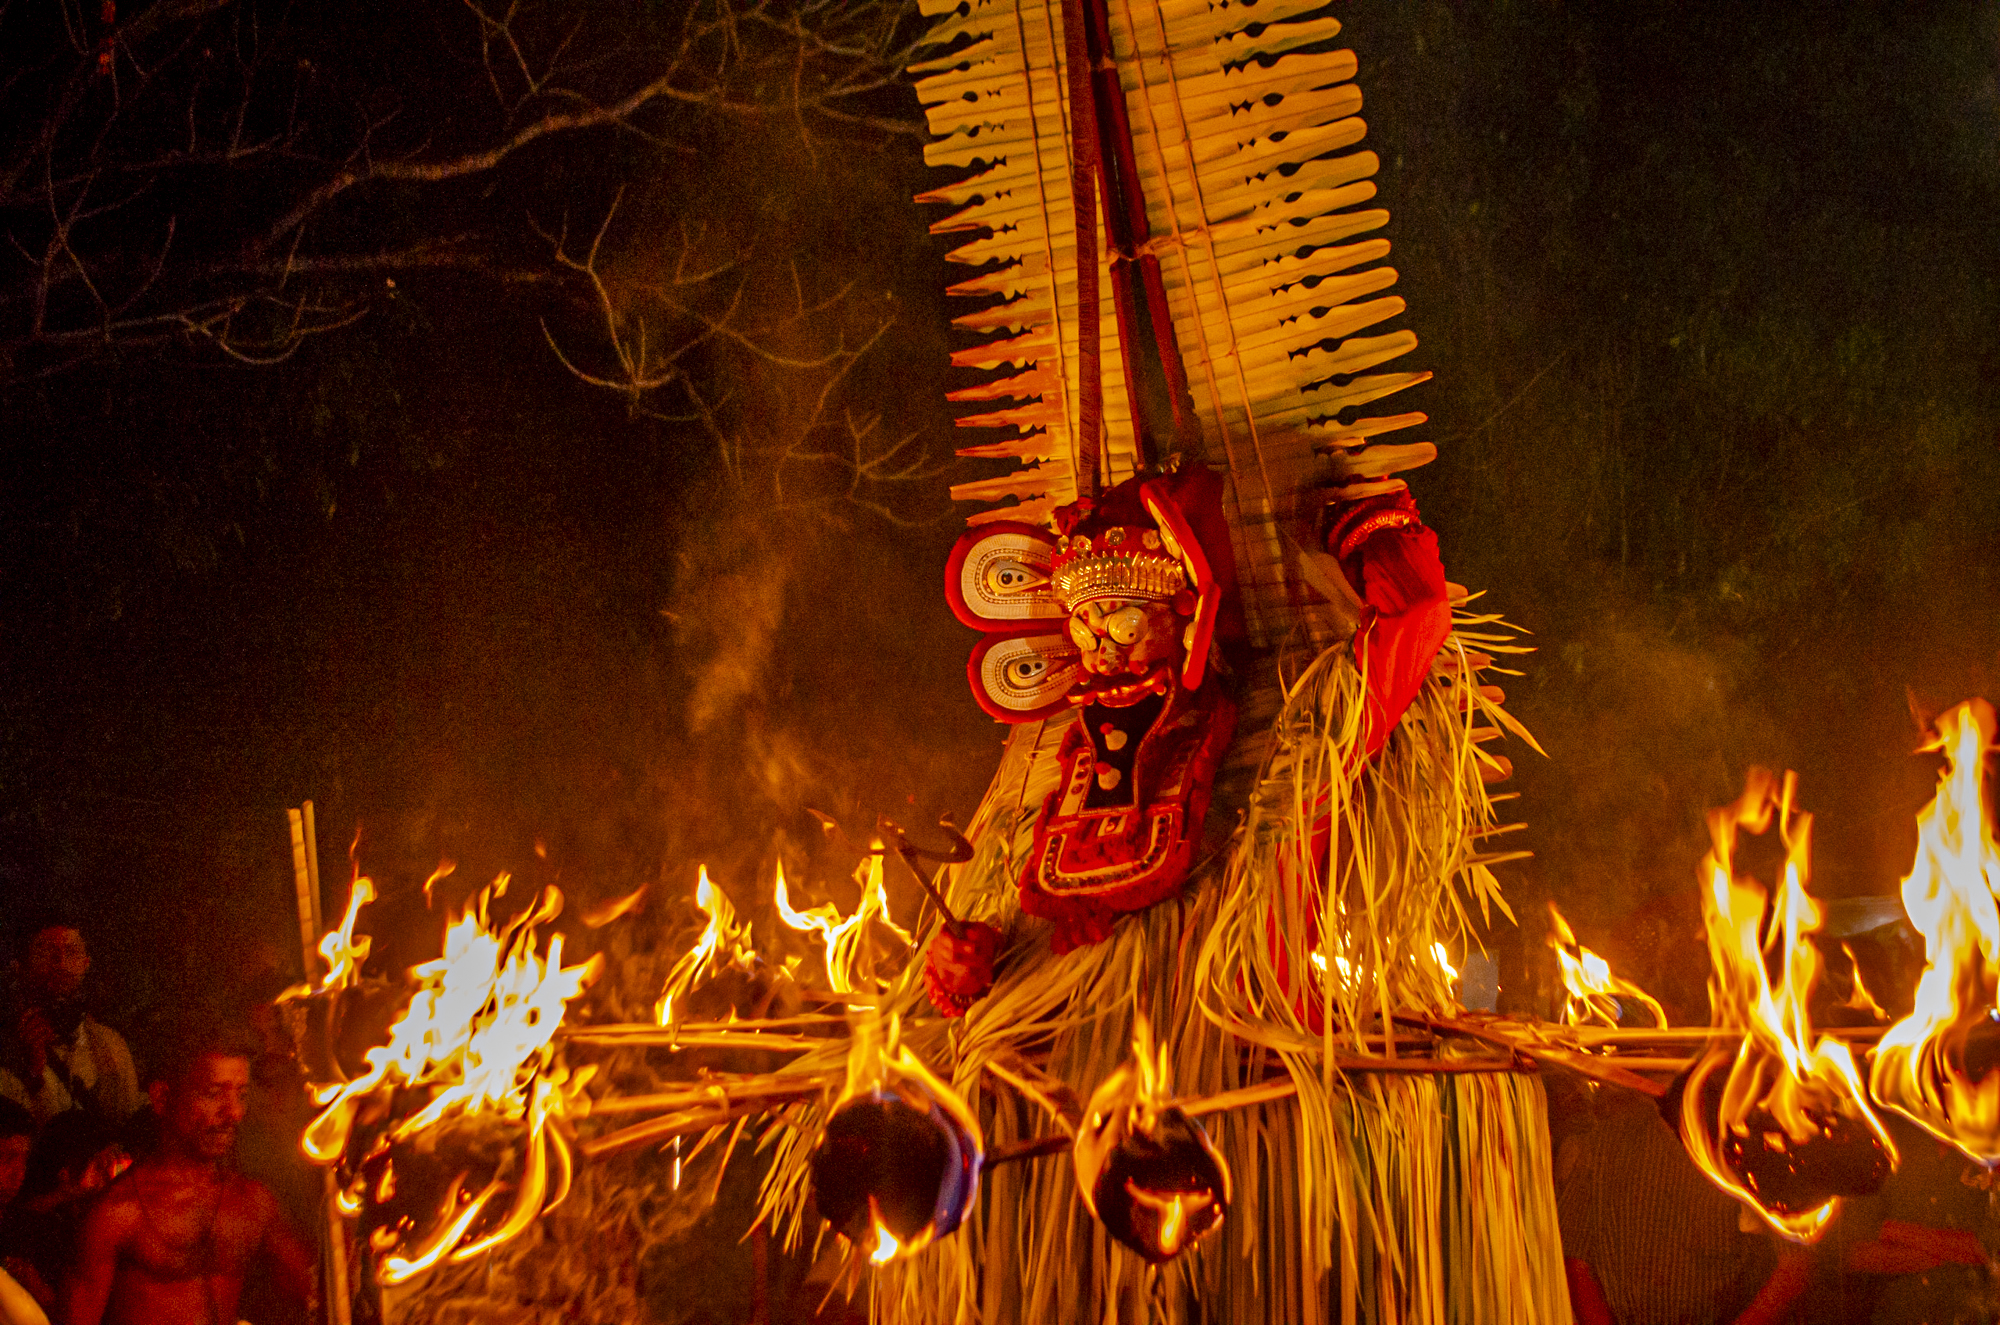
[1105,606,1146,646]
[1009,657,1049,683]
[984,558,1049,596]
[1069,613,1099,652]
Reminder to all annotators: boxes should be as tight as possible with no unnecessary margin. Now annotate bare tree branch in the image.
[0,0,926,373]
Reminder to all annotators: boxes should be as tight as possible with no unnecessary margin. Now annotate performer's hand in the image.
[923,922,1002,1018]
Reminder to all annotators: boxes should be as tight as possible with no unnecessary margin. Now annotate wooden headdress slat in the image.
[916,0,1434,648]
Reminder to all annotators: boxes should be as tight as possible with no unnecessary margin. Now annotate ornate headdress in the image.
[945,464,1237,722]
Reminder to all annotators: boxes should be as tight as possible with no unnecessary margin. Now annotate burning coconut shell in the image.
[810,1017,983,1262]
[1072,1019,1231,1264]
[1665,1058,1893,1232]
[811,1090,981,1259]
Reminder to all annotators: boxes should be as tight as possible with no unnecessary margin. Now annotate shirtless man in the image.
[62,1029,313,1325]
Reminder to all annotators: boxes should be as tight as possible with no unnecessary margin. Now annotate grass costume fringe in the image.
[757,618,1570,1324]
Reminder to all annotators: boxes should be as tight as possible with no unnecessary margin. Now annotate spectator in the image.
[0,1100,45,1325]
[1,1113,128,1314]
[60,1021,313,1325]
[0,919,138,1128]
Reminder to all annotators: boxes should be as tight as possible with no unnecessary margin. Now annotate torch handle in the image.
[880,817,967,937]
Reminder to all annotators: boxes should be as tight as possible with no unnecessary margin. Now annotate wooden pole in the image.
[289,804,353,1325]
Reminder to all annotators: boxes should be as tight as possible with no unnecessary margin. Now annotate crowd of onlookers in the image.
[0,910,315,1325]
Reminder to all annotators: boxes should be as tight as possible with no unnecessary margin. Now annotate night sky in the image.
[0,0,1994,1038]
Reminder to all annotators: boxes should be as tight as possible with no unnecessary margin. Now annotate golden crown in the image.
[1050,526,1187,609]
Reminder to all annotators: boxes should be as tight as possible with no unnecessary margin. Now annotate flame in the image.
[318,875,376,992]
[1548,902,1668,1028]
[300,876,600,1281]
[654,866,755,1025]
[1122,1182,1213,1258]
[1680,770,1897,1241]
[1838,943,1890,1021]
[775,855,911,995]
[1431,942,1459,983]
[1870,700,2000,1163]
[580,882,649,929]
[868,1203,902,1264]
[422,859,457,907]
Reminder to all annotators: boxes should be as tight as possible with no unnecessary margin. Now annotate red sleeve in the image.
[1326,494,1452,759]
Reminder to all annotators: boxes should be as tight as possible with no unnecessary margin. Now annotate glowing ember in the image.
[301,875,601,1282]
[775,854,911,995]
[1548,902,1667,1028]
[654,865,755,1025]
[1870,699,2000,1164]
[809,1015,981,1264]
[1678,770,1896,1242]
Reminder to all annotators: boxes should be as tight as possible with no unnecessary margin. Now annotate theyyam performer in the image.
[757,0,1568,1319]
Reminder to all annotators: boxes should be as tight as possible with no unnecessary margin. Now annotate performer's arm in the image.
[1325,491,1452,759]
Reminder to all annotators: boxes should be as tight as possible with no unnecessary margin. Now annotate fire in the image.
[1870,699,2000,1163]
[654,865,755,1025]
[1838,943,1890,1021]
[1679,770,1896,1242]
[809,1014,982,1265]
[868,1205,901,1264]
[1548,902,1668,1028]
[300,875,601,1282]
[775,854,911,995]
[319,875,376,992]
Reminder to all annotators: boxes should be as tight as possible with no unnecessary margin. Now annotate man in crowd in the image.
[61,1025,312,1325]
[1,919,138,1128]
[0,1099,44,1322]
[2,1113,129,1316]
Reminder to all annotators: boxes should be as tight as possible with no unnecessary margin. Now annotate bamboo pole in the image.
[586,1077,828,1117]
[1428,1016,1669,1098]
[580,1100,775,1159]
[289,804,353,1325]
[1557,1024,1887,1046]
[561,1031,823,1052]
[560,1016,848,1037]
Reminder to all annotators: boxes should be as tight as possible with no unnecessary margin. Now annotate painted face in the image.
[166,1054,251,1161]
[23,926,89,1003]
[1067,599,1182,679]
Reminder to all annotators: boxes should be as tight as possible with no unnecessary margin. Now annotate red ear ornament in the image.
[1140,479,1220,691]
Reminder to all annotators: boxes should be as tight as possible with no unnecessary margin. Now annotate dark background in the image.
[0,0,1994,1041]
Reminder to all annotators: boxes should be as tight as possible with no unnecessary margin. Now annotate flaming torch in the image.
[300,876,601,1283]
[1870,699,2000,1163]
[1071,1016,1231,1264]
[1676,770,1896,1241]
[809,1016,981,1264]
